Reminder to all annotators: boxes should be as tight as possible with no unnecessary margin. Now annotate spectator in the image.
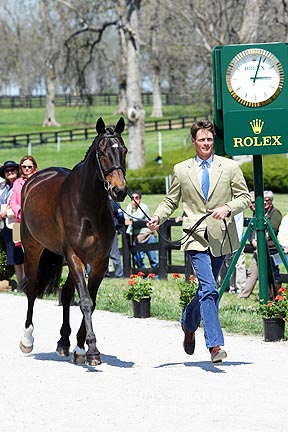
[125,191,158,269]
[0,161,22,285]
[238,190,282,298]
[107,196,124,278]
[220,212,246,295]
[7,155,38,287]
[147,119,250,363]
[277,211,288,254]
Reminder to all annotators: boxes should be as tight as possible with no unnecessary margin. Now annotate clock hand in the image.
[252,57,262,83]
[250,76,272,80]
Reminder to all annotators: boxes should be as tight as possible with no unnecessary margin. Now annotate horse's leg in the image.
[74,268,105,366]
[19,231,44,354]
[56,272,75,357]
[67,254,105,366]
[19,288,37,353]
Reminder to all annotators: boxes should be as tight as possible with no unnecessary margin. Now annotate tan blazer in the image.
[154,154,250,256]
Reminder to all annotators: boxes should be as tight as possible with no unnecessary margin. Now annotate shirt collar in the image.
[195,155,213,167]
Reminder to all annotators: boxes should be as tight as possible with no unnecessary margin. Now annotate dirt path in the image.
[0,292,287,432]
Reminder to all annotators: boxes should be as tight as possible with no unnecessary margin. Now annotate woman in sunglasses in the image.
[8,156,38,223]
[7,155,38,286]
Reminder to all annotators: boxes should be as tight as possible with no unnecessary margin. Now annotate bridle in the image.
[95,133,127,190]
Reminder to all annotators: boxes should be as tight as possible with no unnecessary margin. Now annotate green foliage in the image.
[172,273,198,309]
[0,250,15,280]
[258,287,288,318]
[241,155,288,193]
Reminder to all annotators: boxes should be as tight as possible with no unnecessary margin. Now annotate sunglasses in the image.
[21,165,33,169]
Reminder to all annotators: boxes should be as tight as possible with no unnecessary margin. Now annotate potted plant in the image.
[172,273,198,310]
[124,271,156,318]
[258,287,287,341]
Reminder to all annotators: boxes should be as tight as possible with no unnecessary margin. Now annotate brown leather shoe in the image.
[181,325,195,355]
[209,345,227,363]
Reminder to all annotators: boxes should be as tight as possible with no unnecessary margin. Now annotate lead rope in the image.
[114,192,211,247]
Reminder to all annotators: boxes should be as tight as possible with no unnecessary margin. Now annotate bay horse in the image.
[19,117,127,366]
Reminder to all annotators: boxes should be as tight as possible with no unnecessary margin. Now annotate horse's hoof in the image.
[87,355,102,366]
[19,340,33,354]
[72,351,87,364]
[56,343,70,357]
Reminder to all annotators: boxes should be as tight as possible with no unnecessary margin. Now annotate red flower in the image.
[189,275,197,282]
[275,295,283,301]
[130,274,137,279]
[278,287,286,293]
[137,271,145,277]
[128,280,135,286]
[267,302,273,307]
[172,273,181,279]
[148,273,156,279]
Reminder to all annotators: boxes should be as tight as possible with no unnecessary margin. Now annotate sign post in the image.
[213,42,288,302]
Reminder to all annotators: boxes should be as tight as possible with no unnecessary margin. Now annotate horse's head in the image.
[95,117,128,202]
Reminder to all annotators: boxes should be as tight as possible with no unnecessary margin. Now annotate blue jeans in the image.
[134,234,158,268]
[181,250,225,349]
[109,233,124,277]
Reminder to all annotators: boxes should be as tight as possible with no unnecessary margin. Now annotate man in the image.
[238,190,282,298]
[125,191,158,269]
[147,120,250,363]
[237,192,258,297]
[107,196,125,278]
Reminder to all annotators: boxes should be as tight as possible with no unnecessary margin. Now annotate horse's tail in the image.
[21,249,63,299]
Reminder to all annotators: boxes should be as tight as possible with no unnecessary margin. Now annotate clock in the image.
[226,48,284,107]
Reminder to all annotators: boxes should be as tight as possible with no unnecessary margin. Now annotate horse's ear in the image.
[114,117,125,135]
[96,117,106,135]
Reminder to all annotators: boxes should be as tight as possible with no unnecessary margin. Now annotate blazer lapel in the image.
[209,155,222,197]
[187,158,203,197]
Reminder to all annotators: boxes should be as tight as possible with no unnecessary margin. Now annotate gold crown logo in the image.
[250,119,264,135]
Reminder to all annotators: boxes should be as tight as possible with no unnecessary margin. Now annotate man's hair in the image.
[264,190,274,201]
[131,190,142,198]
[190,120,214,140]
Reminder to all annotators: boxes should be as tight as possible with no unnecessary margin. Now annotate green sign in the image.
[213,42,288,156]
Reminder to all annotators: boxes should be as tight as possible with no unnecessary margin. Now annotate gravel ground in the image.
[0,292,287,432]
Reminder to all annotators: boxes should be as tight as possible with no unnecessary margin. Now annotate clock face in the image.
[226,48,284,107]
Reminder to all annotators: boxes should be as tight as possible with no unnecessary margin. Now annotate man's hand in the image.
[147,215,159,231]
[208,205,231,220]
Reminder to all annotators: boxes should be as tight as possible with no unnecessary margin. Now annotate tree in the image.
[149,11,163,117]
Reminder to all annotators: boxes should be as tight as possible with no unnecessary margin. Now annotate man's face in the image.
[131,193,141,208]
[192,129,214,160]
[249,197,255,213]
[264,197,272,211]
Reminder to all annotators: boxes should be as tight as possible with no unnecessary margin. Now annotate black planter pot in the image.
[263,318,285,342]
[132,298,151,318]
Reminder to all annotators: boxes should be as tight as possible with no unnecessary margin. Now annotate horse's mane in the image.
[82,142,94,162]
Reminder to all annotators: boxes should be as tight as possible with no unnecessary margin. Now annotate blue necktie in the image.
[201,160,210,200]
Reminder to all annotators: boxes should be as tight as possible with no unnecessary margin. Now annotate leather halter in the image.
[95,133,126,190]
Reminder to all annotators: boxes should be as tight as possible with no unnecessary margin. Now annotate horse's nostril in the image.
[111,186,127,202]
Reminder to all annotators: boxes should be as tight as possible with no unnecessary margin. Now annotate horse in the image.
[19,117,127,366]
